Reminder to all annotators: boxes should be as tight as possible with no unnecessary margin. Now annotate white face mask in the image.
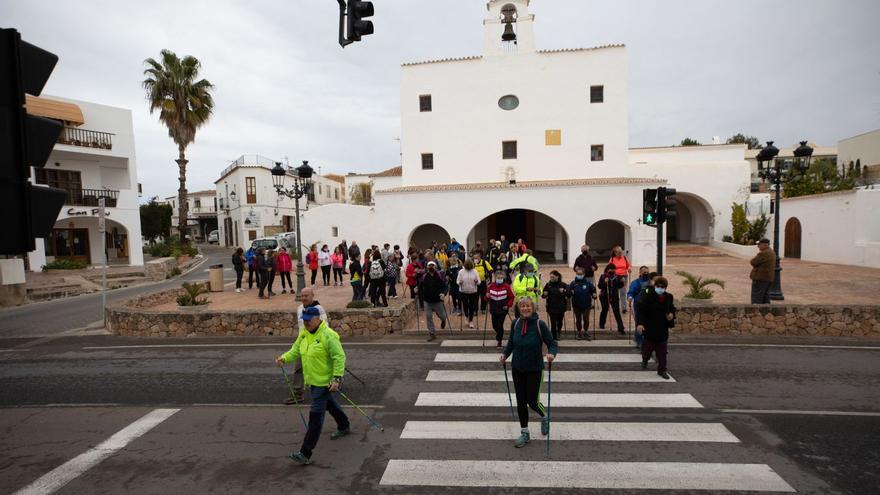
[655,287,666,295]
[495,278,504,284]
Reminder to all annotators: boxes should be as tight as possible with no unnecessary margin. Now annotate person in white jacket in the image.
[318,244,333,286]
[457,259,481,328]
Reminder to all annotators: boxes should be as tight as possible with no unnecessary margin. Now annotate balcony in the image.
[58,126,114,150]
[65,188,119,207]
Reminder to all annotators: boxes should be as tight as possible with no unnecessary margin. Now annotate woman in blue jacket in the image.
[499,297,558,448]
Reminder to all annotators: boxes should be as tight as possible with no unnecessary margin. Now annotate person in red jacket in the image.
[306,245,319,286]
[276,247,294,295]
[484,271,514,348]
[405,252,424,309]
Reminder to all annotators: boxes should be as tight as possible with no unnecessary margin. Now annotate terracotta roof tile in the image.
[323,173,346,184]
[372,166,402,177]
[378,177,664,194]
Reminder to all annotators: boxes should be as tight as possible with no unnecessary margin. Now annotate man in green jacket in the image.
[275,306,350,465]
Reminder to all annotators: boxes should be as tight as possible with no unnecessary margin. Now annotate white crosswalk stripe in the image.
[435,352,643,363]
[380,460,795,492]
[426,369,675,382]
[415,392,703,408]
[401,421,739,442]
[441,339,634,347]
[378,339,794,492]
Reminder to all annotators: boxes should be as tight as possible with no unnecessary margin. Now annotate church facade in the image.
[302,0,750,265]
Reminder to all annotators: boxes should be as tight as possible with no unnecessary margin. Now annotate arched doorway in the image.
[784,217,802,259]
[585,219,630,261]
[409,224,451,251]
[666,192,714,244]
[468,209,568,263]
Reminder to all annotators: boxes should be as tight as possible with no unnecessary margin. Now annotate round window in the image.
[498,94,519,111]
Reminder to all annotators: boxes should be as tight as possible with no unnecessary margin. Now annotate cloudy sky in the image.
[8,0,879,201]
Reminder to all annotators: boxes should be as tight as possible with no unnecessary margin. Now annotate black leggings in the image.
[600,296,625,330]
[370,278,387,306]
[279,271,292,290]
[310,269,318,285]
[548,312,564,340]
[235,267,243,289]
[333,267,343,283]
[512,368,545,428]
[321,265,331,285]
[574,308,591,333]
[491,312,507,343]
[462,292,479,322]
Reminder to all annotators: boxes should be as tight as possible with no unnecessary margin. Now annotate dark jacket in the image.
[503,313,558,372]
[750,249,776,282]
[348,244,361,260]
[232,253,244,270]
[635,289,676,342]
[349,259,363,282]
[446,265,462,295]
[598,273,624,303]
[419,269,447,303]
[568,277,596,310]
[255,254,270,272]
[573,253,599,278]
[541,280,569,314]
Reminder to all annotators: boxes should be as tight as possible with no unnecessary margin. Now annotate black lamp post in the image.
[756,140,812,300]
[272,160,313,298]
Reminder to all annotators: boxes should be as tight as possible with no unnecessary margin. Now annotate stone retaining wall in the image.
[106,289,416,337]
[145,258,177,281]
[676,304,880,337]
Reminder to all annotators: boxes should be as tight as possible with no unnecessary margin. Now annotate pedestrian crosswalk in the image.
[379,337,797,492]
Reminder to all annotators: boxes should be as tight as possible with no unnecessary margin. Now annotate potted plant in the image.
[675,270,725,304]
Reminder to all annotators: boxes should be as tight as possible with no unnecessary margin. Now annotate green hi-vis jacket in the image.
[281,321,346,387]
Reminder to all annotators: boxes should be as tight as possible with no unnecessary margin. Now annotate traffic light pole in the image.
[656,219,664,276]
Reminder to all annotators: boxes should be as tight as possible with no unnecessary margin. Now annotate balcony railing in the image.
[65,188,119,207]
[58,126,114,150]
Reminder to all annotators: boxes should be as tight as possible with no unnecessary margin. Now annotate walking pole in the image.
[345,367,366,386]
[546,361,552,458]
[481,308,488,351]
[502,359,516,421]
[337,390,385,432]
[279,366,307,429]
[414,287,421,332]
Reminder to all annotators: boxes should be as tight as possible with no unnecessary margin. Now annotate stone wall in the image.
[145,258,177,281]
[676,304,880,337]
[107,289,416,337]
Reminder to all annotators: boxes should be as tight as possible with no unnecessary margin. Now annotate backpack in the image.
[369,260,384,280]
[384,261,398,278]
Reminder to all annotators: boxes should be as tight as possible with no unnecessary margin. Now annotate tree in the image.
[782,157,857,198]
[680,137,701,146]
[730,202,749,244]
[143,50,215,242]
[726,133,762,150]
[140,197,173,243]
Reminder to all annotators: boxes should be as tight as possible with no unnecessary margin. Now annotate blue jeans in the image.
[351,281,364,301]
[299,386,350,458]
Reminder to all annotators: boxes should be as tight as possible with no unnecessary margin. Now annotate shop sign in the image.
[66,208,111,217]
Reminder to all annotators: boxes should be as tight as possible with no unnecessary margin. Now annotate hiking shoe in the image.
[330,428,351,440]
[441,319,447,329]
[514,431,530,448]
[658,371,670,380]
[641,360,648,370]
[541,418,550,436]
[584,333,592,341]
[426,334,436,342]
[289,451,311,465]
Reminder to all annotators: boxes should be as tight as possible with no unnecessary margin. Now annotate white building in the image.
[25,95,143,271]
[344,166,403,205]
[164,190,218,242]
[838,128,880,184]
[301,0,750,266]
[214,155,343,248]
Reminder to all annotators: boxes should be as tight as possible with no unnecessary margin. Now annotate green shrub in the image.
[42,259,88,271]
[346,300,372,309]
[675,270,725,299]
[177,282,209,306]
[730,202,749,244]
[149,240,197,258]
[165,267,182,279]
[746,214,770,244]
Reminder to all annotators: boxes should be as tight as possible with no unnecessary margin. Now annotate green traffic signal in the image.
[645,213,655,225]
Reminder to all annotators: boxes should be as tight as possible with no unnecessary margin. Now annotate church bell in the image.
[501,22,516,42]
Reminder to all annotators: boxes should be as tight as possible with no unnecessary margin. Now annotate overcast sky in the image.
[8,0,879,201]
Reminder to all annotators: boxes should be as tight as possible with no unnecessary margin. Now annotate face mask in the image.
[640,274,649,281]
[526,272,534,278]
[575,274,584,280]
[550,277,558,283]
[655,287,666,295]
[495,278,504,284]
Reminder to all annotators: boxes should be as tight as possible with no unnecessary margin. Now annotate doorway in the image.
[784,217,802,259]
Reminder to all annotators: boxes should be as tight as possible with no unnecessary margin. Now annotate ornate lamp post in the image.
[756,140,812,300]
[272,160,313,298]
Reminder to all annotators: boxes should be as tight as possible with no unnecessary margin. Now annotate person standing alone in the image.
[635,276,676,380]
[750,238,775,304]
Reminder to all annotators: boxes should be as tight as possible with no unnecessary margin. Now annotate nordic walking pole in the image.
[345,367,366,386]
[337,390,384,432]
[279,366,307,429]
[481,308,488,351]
[414,286,421,332]
[546,361,552,458]
[502,359,516,421]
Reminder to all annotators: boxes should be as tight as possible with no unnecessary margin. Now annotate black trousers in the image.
[300,386,350,459]
[387,276,397,297]
[751,280,771,304]
[310,269,318,285]
[257,270,269,296]
[370,278,387,306]
[279,271,293,290]
[512,368,545,428]
[235,267,243,289]
[248,266,256,289]
[267,271,276,293]
[478,282,488,311]
[491,312,507,343]
[321,265,331,285]
[600,296,624,330]
[462,292,479,322]
[573,308,591,333]
[548,312,564,340]
[333,267,343,283]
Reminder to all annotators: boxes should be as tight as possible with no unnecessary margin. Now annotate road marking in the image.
[722,408,880,417]
[0,349,31,353]
[426,370,675,382]
[400,421,738,442]
[415,392,703,408]
[435,353,644,363]
[441,339,633,347]
[674,343,880,350]
[0,403,385,409]
[12,408,179,495]
[380,460,794,492]
[81,342,435,351]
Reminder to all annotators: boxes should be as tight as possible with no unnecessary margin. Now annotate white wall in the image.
[838,129,880,168]
[779,188,880,268]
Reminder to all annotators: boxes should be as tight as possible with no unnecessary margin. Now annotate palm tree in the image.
[142,50,215,242]
[674,270,725,300]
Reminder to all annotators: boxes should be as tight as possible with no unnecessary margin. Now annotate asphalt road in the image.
[1,333,878,494]
[0,246,230,339]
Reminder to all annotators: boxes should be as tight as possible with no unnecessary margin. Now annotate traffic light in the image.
[642,188,658,226]
[338,0,374,47]
[658,187,678,223]
[0,28,67,255]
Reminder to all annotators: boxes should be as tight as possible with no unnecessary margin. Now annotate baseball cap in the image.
[756,238,770,245]
[302,306,321,321]
[427,261,436,267]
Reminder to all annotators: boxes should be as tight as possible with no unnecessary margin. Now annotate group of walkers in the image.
[231,245,295,298]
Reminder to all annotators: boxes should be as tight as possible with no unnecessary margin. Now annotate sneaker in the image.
[585,333,592,341]
[658,370,670,380]
[641,360,648,370]
[288,451,311,465]
[496,342,502,349]
[541,417,550,436]
[441,319,447,329]
[235,288,241,293]
[282,290,287,294]
[426,334,436,342]
[330,428,351,440]
[468,322,475,329]
[514,431,530,448]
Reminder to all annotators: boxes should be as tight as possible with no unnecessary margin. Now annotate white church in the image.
[302,0,750,266]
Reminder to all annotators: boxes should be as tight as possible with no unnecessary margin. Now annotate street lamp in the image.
[272,160,314,298]
[757,140,812,300]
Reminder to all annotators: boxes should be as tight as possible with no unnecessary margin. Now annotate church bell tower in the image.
[483,0,536,56]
